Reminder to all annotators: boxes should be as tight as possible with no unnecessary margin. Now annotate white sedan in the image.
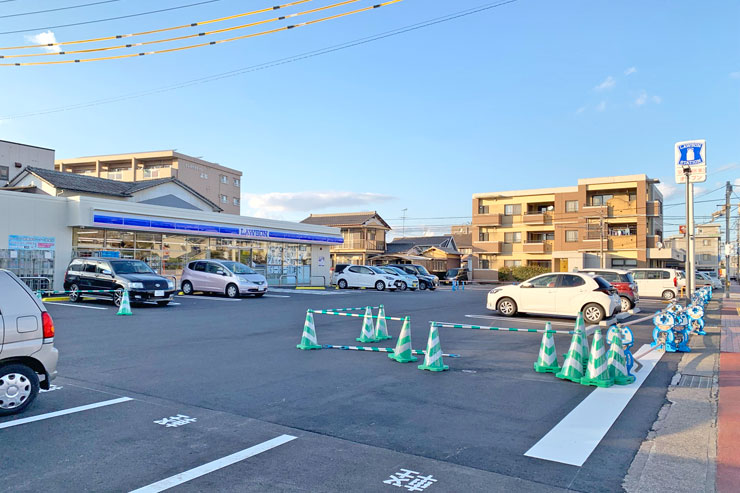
[486,272,621,324]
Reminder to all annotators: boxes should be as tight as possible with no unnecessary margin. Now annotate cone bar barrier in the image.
[323,305,383,312]
[297,310,321,350]
[389,316,417,363]
[116,290,133,316]
[431,322,576,335]
[309,309,405,321]
[374,305,392,341]
[418,322,449,372]
[356,306,378,343]
[37,289,121,295]
[556,324,587,383]
[533,322,561,373]
[321,345,461,358]
[606,328,635,385]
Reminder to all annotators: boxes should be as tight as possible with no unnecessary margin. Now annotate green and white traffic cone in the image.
[573,313,589,373]
[296,310,321,350]
[356,306,378,343]
[116,290,133,316]
[607,328,635,385]
[556,328,586,383]
[388,316,418,363]
[418,323,449,372]
[580,327,614,388]
[374,304,392,341]
[533,322,561,373]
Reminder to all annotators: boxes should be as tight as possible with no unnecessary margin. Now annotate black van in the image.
[63,257,176,306]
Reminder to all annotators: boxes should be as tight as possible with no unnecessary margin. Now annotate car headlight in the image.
[385,276,394,281]
[167,280,175,289]
[489,287,503,295]
[129,282,144,289]
[238,278,252,285]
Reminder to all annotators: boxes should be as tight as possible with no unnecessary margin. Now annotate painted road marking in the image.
[44,302,108,310]
[383,468,437,490]
[154,414,197,428]
[524,344,663,466]
[176,295,242,302]
[464,314,575,327]
[269,288,349,296]
[264,294,290,298]
[0,397,133,430]
[129,434,297,492]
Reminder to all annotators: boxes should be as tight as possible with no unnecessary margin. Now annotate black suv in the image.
[388,264,439,291]
[444,268,468,283]
[64,257,176,307]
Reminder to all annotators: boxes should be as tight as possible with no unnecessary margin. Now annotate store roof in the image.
[301,211,391,229]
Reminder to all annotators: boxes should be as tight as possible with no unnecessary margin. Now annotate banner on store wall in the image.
[8,235,56,251]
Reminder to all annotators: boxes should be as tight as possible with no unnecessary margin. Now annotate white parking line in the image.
[129,434,297,492]
[176,296,242,302]
[524,344,663,466]
[269,288,350,296]
[464,314,576,327]
[44,302,109,310]
[264,294,290,298]
[0,397,133,430]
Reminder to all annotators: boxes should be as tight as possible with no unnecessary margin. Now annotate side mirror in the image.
[101,269,112,276]
[520,282,532,288]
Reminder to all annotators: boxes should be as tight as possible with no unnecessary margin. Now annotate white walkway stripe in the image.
[269,288,349,296]
[464,314,575,327]
[130,434,297,492]
[0,397,133,430]
[264,294,290,298]
[44,302,108,310]
[524,344,663,466]
[177,295,242,302]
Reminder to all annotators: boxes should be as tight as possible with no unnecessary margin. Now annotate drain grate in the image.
[677,374,713,388]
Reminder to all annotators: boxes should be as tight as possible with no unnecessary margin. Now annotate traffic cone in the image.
[418,323,449,372]
[356,306,378,343]
[116,290,133,316]
[388,316,417,363]
[574,313,589,372]
[606,328,635,385]
[555,327,586,383]
[580,328,614,388]
[533,322,561,373]
[296,310,321,350]
[374,305,392,341]
[35,290,43,300]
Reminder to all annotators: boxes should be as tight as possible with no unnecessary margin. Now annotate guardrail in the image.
[19,276,52,292]
[310,275,326,287]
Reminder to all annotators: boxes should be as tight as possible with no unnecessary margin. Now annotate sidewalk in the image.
[717,286,740,493]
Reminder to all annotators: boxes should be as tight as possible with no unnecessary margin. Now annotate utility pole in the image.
[401,208,408,237]
[726,181,732,298]
[736,210,739,288]
[599,213,605,268]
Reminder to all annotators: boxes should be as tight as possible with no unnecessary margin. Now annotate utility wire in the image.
[0,0,121,19]
[0,0,403,66]
[0,0,226,36]
[0,0,521,119]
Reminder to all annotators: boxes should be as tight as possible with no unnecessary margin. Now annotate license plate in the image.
[155,290,165,297]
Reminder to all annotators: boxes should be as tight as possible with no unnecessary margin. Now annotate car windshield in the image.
[109,260,154,274]
[414,265,431,276]
[368,266,386,274]
[220,261,256,274]
[384,266,406,276]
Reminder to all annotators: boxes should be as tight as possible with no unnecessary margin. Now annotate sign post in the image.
[675,140,707,299]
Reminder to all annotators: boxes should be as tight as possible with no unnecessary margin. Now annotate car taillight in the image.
[594,288,611,295]
[674,277,677,287]
[42,312,55,339]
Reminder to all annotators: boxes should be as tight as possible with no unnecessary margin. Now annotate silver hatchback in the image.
[0,269,59,416]
[180,260,268,298]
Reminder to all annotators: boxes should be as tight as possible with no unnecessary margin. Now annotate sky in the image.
[1,0,739,239]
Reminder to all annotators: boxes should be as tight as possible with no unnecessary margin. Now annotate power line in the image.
[0,0,521,119]
[0,0,226,36]
[0,0,122,20]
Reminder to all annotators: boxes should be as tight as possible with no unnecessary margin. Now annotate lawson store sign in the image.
[92,213,343,245]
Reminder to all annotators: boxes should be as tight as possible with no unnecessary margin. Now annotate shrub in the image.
[510,265,551,282]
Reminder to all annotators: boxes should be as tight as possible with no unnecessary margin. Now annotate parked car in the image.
[64,257,176,306]
[334,265,397,291]
[0,269,59,416]
[330,263,350,286]
[443,267,469,284]
[388,264,439,290]
[378,265,419,291]
[180,260,268,298]
[704,272,723,289]
[695,272,717,289]
[578,268,638,312]
[628,268,683,300]
[486,272,620,324]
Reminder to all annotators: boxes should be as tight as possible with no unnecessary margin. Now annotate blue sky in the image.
[1,0,739,238]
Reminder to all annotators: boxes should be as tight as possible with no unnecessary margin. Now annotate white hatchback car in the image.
[486,272,621,324]
[378,266,419,291]
[334,265,397,291]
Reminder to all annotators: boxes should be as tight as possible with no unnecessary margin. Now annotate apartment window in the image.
[565,230,578,242]
[220,194,228,204]
[590,194,613,206]
[234,178,240,187]
[504,232,521,243]
[143,165,167,178]
[220,175,228,184]
[702,239,711,246]
[504,260,522,267]
[478,227,495,242]
[478,204,489,214]
[612,258,638,268]
[233,197,240,206]
[529,232,554,242]
[0,166,8,181]
[629,191,637,202]
[504,204,520,216]
[107,168,125,180]
[200,172,208,179]
[565,200,578,212]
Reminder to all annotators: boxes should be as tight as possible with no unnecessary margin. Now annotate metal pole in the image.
[688,179,696,298]
[600,213,605,268]
[726,181,732,297]
[684,168,693,298]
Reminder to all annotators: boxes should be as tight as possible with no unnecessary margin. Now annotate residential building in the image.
[55,150,242,214]
[665,222,722,275]
[300,211,390,266]
[451,224,475,269]
[372,235,462,275]
[471,174,676,272]
[0,140,55,186]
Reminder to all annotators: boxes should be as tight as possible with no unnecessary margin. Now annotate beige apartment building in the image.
[301,211,390,266]
[55,150,242,214]
[665,222,722,274]
[471,174,676,272]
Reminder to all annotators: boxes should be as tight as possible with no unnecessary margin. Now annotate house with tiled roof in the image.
[373,235,463,275]
[301,211,391,266]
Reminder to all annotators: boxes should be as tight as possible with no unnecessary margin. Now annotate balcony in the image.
[477,240,502,254]
[610,235,637,249]
[523,241,553,254]
[522,213,545,225]
[473,213,502,227]
[334,239,385,251]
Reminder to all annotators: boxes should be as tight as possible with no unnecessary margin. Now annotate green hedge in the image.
[498,265,551,282]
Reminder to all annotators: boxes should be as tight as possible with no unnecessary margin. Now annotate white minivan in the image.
[629,268,684,300]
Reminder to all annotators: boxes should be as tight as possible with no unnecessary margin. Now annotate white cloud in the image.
[594,76,616,91]
[651,95,662,104]
[635,90,661,106]
[635,91,648,106]
[575,106,586,114]
[730,72,740,79]
[25,30,60,53]
[624,67,637,76]
[657,182,680,200]
[240,191,395,219]
[734,178,740,187]
[595,100,607,112]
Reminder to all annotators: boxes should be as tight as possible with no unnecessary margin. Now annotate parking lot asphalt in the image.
[2,288,682,492]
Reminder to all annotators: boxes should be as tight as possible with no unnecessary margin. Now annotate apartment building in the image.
[471,174,674,272]
[55,150,242,214]
[300,211,391,266]
[1,140,55,186]
[665,222,722,275]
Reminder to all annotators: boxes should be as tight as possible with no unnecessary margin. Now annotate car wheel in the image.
[113,288,124,307]
[620,296,632,312]
[662,289,676,300]
[497,297,517,317]
[398,282,407,291]
[254,293,265,298]
[68,283,81,302]
[181,281,193,295]
[225,284,239,298]
[375,281,386,291]
[0,364,39,416]
[419,281,428,291]
[156,301,170,306]
[337,279,348,289]
[583,303,605,324]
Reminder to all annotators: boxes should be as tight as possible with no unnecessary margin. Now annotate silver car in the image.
[180,260,268,298]
[0,269,59,416]
[379,266,419,291]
